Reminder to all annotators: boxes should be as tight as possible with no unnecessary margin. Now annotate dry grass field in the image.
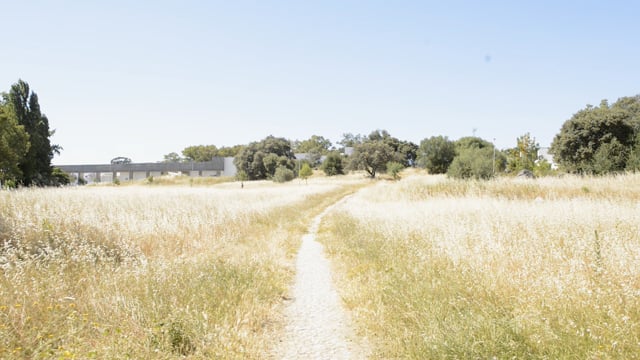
[0,176,365,359]
[320,173,640,359]
[3,172,640,359]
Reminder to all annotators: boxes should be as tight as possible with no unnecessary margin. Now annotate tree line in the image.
[164,94,640,182]
[4,78,639,187]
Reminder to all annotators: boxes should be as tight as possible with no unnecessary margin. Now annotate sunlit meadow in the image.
[0,176,364,359]
[321,173,640,359]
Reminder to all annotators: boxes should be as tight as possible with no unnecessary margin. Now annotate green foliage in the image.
[592,138,628,174]
[338,133,365,148]
[347,141,396,178]
[367,129,418,166]
[550,98,637,173]
[386,161,405,180]
[4,79,58,186]
[448,147,496,180]
[217,144,245,157]
[346,130,417,178]
[272,166,295,183]
[506,133,540,173]
[113,177,121,186]
[0,100,29,184]
[295,135,332,166]
[181,145,218,162]
[322,152,345,176]
[234,136,295,180]
[235,170,248,182]
[625,132,640,172]
[455,136,493,151]
[533,159,556,177]
[163,152,182,163]
[2,179,17,189]
[50,167,71,186]
[417,135,456,174]
[299,163,313,183]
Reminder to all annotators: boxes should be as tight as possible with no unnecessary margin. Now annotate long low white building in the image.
[56,157,237,183]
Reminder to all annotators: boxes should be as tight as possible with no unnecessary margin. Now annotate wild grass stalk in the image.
[320,174,640,359]
[0,177,365,359]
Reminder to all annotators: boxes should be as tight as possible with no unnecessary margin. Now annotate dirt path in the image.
[273,197,365,359]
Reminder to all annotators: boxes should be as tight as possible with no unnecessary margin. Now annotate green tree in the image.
[338,133,365,148]
[299,163,313,183]
[417,136,456,174]
[294,135,332,166]
[163,152,182,162]
[347,141,395,178]
[321,152,345,176]
[4,80,59,186]
[506,133,540,173]
[234,136,295,180]
[0,101,30,185]
[550,99,635,173]
[367,129,418,166]
[182,145,218,162]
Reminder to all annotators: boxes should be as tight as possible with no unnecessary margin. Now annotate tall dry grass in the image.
[0,176,365,359]
[321,174,640,359]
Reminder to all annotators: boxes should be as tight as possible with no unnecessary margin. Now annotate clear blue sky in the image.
[2,1,639,164]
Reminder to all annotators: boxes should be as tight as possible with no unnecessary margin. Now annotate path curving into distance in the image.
[274,196,365,359]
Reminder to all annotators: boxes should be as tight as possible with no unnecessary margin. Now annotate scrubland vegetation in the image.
[321,173,640,359]
[0,176,364,359]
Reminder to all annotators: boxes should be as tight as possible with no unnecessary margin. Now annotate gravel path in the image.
[274,198,365,359]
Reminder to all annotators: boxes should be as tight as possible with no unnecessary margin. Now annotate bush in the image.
[50,168,71,186]
[386,161,405,180]
[322,152,344,176]
[417,136,456,174]
[273,166,295,183]
[448,147,495,180]
[2,179,17,189]
[533,159,556,177]
[299,163,313,183]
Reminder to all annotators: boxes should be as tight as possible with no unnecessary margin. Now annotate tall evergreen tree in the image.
[5,80,59,186]
[0,101,29,185]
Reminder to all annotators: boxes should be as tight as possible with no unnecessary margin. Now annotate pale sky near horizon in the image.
[2,1,639,165]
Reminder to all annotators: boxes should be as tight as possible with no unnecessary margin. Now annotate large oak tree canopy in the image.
[550,98,639,174]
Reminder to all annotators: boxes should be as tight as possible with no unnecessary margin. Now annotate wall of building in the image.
[223,157,237,177]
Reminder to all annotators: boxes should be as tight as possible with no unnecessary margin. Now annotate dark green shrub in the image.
[448,147,495,180]
[273,166,295,183]
[322,152,344,176]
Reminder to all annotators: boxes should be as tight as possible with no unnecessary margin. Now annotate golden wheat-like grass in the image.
[321,174,640,359]
[0,176,365,359]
